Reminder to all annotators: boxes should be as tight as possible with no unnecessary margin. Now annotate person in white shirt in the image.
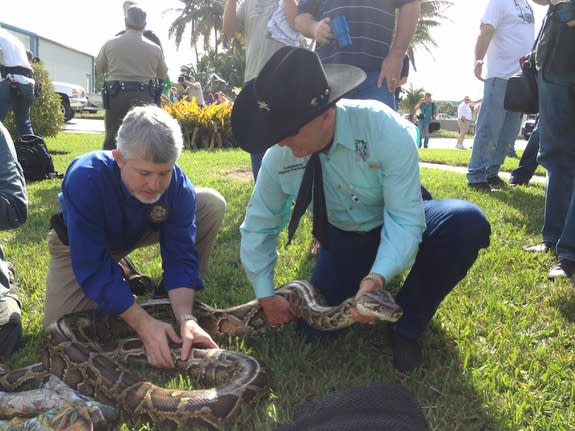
[0,25,36,136]
[456,96,473,149]
[466,0,536,190]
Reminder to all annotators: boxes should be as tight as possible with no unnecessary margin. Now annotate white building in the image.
[1,21,95,92]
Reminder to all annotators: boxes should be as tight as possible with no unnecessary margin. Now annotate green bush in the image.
[4,61,63,140]
[163,98,236,150]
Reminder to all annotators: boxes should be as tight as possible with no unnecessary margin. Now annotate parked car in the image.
[52,81,88,122]
[521,114,538,140]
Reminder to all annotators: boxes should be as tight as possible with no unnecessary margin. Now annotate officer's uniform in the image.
[96,25,168,150]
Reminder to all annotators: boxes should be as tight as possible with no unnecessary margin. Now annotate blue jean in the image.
[467,78,522,184]
[418,121,430,148]
[343,72,396,109]
[300,199,491,340]
[250,152,265,182]
[0,79,35,136]
[510,123,539,183]
[537,74,575,261]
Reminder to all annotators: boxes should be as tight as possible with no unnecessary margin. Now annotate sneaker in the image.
[508,177,528,187]
[523,242,555,253]
[548,258,575,281]
[455,145,465,150]
[486,176,508,187]
[391,330,423,373]
[468,181,491,191]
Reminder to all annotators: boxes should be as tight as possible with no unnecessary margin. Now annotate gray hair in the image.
[116,105,183,164]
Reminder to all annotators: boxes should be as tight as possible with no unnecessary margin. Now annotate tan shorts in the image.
[43,187,226,329]
[458,119,471,134]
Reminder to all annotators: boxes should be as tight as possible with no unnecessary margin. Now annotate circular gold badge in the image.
[148,204,168,223]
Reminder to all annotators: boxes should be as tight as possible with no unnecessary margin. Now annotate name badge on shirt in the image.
[149,204,168,223]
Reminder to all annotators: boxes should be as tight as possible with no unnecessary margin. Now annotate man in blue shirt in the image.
[43,105,226,368]
[231,47,491,372]
[415,93,438,148]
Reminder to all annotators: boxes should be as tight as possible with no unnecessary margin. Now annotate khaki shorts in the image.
[458,119,471,134]
[43,187,226,329]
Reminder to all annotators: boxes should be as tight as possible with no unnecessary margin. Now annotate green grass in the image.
[418,147,547,178]
[1,134,573,430]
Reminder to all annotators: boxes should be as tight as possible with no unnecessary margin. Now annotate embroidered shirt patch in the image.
[355,139,368,162]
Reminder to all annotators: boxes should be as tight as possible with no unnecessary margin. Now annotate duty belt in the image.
[0,65,34,79]
[108,80,152,91]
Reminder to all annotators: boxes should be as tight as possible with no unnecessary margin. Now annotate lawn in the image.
[1,133,573,430]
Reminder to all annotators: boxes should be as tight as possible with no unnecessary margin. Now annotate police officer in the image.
[0,24,36,137]
[96,5,168,150]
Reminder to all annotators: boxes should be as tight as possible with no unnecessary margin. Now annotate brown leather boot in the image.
[117,256,155,296]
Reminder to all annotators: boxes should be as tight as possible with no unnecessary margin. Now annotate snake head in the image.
[356,290,403,322]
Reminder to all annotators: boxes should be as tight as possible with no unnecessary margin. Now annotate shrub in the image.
[3,60,64,141]
[163,96,236,150]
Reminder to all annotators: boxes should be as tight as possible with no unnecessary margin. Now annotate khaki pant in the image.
[43,187,226,329]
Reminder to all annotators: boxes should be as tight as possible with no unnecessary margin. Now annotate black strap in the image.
[287,151,330,249]
[2,66,34,78]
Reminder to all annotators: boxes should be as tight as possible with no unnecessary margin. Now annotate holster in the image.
[50,211,69,246]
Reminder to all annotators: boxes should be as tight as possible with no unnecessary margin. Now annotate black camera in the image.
[417,113,425,120]
[178,75,185,83]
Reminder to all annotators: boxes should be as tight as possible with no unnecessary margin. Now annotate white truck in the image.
[52,81,88,122]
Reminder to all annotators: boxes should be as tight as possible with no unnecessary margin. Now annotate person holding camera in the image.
[414,93,437,149]
[295,0,419,110]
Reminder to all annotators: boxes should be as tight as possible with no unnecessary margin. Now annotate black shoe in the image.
[508,177,528,187]
[468,181,491,191]
[391,330,422,373]
[153,277,169,298]
[548,259,575,281]
[486,176,508,187]
[523,242,555,253]
[118,256,156,296]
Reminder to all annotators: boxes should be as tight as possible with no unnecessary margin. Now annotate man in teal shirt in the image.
[232,47,491,372]
[415,92,437,148]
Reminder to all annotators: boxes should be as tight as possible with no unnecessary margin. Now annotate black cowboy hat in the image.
[231,46,366,154]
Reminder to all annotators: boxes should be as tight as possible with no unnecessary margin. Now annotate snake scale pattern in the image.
[0,280,402,430]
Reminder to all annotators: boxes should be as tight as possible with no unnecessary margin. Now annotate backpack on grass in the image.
[14,134,61,181]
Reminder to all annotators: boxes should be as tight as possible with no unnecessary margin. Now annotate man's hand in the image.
[474,61,486,82]
[136,315,183,368]
[180,319,218,362]
[312,17,334,45]
[350,275,385,324]
[259,295,297,326]
[378,53,404,93]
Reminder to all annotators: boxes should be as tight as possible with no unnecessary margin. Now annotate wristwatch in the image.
[474,59,484,67]
[179,313,197,323]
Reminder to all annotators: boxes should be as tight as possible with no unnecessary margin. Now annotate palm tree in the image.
[167,0,226,64]
[407,0,453,71]
[401,84,426,123]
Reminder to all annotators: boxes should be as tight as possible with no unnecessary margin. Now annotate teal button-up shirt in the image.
[240,99,426,298]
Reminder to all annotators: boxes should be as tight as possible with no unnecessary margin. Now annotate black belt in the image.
[107,80,152,92]
[1,65,34,79]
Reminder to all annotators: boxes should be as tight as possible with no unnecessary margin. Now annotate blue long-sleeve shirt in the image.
[59,151,203,316]
[240,99,426,298]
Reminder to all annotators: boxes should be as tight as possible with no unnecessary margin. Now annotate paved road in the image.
[63,117,105,134]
